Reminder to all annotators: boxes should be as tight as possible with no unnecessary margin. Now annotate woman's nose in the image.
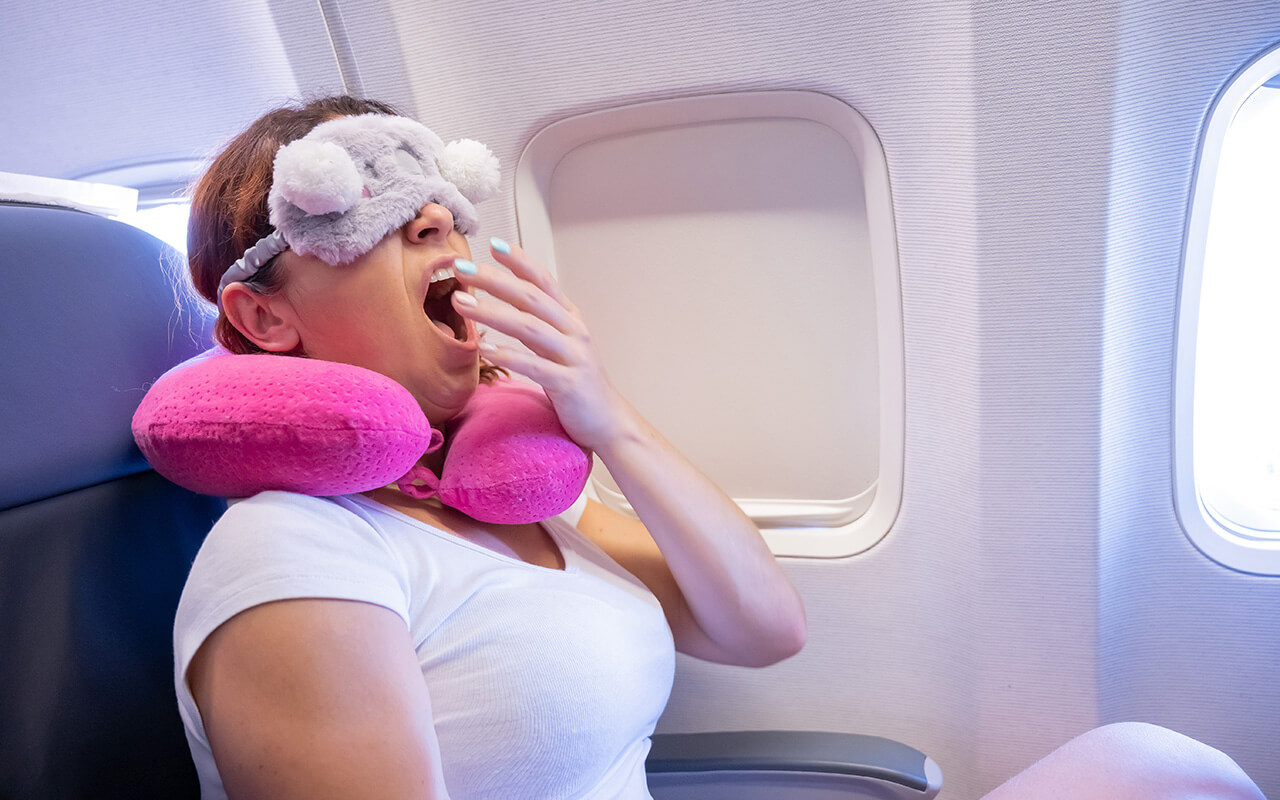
[404,202,455,244]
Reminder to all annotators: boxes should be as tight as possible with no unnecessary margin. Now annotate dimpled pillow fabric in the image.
[131,348,591,523]
[132,348,437,498]
[423,380,592,524]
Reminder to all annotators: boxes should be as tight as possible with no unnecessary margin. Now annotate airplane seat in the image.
[0,201,223,799]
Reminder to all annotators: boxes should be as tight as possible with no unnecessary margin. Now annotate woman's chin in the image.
[414,373,480,424]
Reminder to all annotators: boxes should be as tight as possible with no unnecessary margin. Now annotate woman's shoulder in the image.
[217,489,363,526]
[178,491,414,642]
[209,490,407,550]
[172,491,421,769]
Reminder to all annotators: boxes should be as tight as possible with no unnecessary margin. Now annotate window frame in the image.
[74,159,200,252]
[514,91,905,558]
[1174,41,1280,576]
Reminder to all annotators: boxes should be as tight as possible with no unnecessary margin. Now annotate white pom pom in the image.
[439,139,501,202]
[273,139,364,216]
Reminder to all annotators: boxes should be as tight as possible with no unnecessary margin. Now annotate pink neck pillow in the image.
[131,347,591,524]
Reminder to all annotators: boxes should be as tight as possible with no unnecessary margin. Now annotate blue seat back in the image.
[0,202,223,798]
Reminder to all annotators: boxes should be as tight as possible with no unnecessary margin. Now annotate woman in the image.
[176,95,806,799]
[175,96,1266,800]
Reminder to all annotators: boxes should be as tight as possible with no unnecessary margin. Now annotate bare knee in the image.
[983,722,1265,800]
[1054,722,1263,800]
[1085,721,1264,793]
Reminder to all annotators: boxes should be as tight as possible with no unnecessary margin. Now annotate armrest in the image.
[646,730,943,798]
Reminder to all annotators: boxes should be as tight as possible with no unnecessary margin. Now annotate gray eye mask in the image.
[217,113,500,302]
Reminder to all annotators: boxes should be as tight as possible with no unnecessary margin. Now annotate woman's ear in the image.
[221,283,302,353]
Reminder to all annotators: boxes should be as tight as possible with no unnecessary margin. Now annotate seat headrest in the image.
[0,202,213,510]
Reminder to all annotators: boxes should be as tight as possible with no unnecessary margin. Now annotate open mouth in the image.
[424,268,469,342]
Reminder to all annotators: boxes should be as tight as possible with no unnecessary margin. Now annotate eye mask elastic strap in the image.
[217,230,289,307]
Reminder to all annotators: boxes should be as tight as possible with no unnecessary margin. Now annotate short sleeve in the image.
[173,491,412,748]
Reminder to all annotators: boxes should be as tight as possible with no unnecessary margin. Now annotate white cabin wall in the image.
[1099,0,1280,792]
[297,0,1280,796]
[962,2,1120,788]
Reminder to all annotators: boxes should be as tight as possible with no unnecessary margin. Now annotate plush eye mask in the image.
[131,349,592,524]
[218,112,501,303]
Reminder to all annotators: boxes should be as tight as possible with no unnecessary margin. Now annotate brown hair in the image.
[188,95,505,381]
[188,96,401,353]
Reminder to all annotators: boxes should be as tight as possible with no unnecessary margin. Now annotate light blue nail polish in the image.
[454,258,477,274]
[490,237,511,255]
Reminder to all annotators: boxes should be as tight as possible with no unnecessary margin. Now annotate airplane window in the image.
[1176,43,1280,575]
[74,160,199,256]
[516,92,904,558]
[120,201,190,254]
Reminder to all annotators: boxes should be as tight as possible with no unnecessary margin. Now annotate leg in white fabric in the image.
[981,722,1266,800]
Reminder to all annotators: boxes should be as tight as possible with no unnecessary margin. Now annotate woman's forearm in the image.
[595,403,807,667]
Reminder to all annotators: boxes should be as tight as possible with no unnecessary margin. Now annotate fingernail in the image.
[453,291,477,307]
[454,258,477,274]
[490,237,511,255]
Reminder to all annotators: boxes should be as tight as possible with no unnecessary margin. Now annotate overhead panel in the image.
[0,0,319,180]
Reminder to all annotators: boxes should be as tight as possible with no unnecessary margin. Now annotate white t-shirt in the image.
[173,491,676,799]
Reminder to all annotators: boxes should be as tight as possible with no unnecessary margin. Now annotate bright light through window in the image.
[1193,83,1280,538]
[121,202,190,254]
[1177,44,1280,575]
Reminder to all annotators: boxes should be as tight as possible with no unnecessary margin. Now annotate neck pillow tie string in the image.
[395,464,443,500]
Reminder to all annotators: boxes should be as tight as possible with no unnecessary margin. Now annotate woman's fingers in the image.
[451,239,593,367]
[454,257,578,336]
[451,287,577,364]
[486,237,574,309]
[472,338,566,389]
[455,239,630,450]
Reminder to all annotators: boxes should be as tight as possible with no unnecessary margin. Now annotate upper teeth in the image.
[430,266,456,283]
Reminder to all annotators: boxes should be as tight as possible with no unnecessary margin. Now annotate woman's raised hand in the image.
[450,239,635,452]
[452,239,807,668]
